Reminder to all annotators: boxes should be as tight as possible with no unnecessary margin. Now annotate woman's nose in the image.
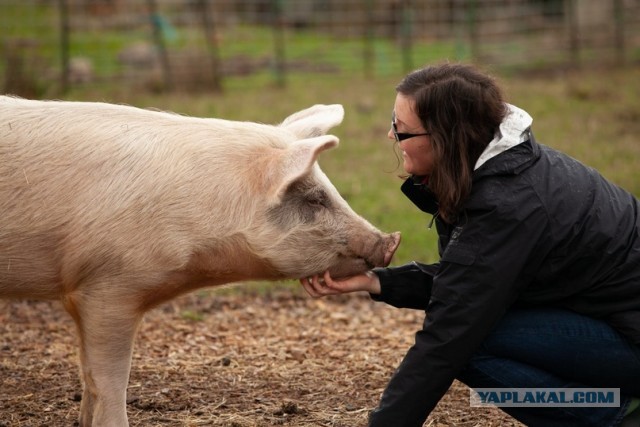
[387,128,395,141]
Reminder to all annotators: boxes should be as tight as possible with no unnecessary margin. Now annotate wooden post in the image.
[147,0,173,91]
[363,0,375,79]
[58,0,70,94]
[566,0,580,67]
[199,0,223,92]
[613,0,625,64]
[397,0,414,73]
[467,0,478,62]
[272,0,286,88]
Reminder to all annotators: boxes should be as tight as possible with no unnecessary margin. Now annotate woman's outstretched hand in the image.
[300,270,381,298]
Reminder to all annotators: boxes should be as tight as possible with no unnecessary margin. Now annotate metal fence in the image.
[2,0,639,97]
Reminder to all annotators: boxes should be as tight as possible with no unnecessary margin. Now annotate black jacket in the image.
[369,134,640,426]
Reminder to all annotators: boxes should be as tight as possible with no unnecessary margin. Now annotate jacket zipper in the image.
[427,211,440,229]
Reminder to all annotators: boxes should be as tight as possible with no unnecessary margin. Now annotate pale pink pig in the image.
[0,96,400,426]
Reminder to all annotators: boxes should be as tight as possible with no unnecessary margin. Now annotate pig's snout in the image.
[324,231,400,280]
[383,232,401,267]
[353,231,401,272]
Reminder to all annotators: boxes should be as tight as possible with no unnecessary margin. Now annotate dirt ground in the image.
[0,287,524,427]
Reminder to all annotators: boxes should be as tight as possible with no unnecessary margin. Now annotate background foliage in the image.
[2,0,640,96]
[51,66,640,273]
[1,0,639,279]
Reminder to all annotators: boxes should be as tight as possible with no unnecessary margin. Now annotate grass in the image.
[56,65,640,274]
[0,2,465,88]
[502,67,640,194]
[3,3,639,280]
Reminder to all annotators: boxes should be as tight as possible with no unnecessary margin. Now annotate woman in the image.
[302,63,640,427]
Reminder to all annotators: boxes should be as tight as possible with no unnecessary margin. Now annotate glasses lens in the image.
[391,111,400,142]
[391,111,430,142]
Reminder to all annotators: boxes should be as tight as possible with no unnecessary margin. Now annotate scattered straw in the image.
[0,291,523,426]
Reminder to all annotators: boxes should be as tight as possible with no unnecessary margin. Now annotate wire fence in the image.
[2,0,639,97]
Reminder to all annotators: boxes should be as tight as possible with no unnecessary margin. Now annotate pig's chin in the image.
[325,258,372,280]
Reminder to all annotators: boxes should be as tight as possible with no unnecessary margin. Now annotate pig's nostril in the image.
[391,232,401,248]
[383,232,401,266]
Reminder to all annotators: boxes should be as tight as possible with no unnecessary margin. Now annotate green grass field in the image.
[0,3,465,90]
[3,4,639,279]
[58,66,640,277]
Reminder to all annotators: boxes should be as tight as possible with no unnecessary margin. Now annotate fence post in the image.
[363,0,375,79]
[147,0,173,91]
[58,0,70,94]
[272,0,286,88]
[199,0,223,92]
[400,0,413,73]
[613,0,625,64]
[467,0,479,62]
[566,0,580,67]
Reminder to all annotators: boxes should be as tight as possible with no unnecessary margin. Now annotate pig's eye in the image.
[266,181,331,228]
[307,199,324,210]
[306,191,329,209]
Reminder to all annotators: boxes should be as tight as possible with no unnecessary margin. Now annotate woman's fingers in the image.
[301,271,378,297]
[300,276,319,297]
[300,275,335,298]
[323,270,374,293]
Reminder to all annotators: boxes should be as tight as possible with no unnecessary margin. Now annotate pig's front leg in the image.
[63,285,143,427]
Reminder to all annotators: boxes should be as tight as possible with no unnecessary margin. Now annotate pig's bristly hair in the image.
[0,97,398,426]
[0,97,358,282]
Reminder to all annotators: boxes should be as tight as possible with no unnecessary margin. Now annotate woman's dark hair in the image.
[396,63,508,223]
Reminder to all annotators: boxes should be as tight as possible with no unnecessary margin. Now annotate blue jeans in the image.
[457,308,640,427]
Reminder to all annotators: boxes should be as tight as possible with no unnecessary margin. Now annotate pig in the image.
[0,96,401,427]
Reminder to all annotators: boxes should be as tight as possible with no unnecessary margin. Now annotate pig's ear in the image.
[279,104,344,138]
[271,135,339,201]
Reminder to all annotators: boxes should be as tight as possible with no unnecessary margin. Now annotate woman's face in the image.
[388,94,434,177]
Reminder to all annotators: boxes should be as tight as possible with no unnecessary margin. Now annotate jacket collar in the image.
[474,104,533,170]
[401,176,438,215]
[400,103,541,216]
[401,137,541,215]
[473,135,540,180]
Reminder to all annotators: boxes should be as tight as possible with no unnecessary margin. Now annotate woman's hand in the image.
[300,270,381,298]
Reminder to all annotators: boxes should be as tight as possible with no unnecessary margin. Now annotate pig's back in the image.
[0,98,279,298]
[0,96,262,222]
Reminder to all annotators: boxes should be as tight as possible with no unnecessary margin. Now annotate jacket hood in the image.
[402,104,537,215]
[474,104,533,170]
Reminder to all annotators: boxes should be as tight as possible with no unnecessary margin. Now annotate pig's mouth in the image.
[326,256,373,279]
[364,258,376,270]
[300,232,400,280]
[327,232,401,279]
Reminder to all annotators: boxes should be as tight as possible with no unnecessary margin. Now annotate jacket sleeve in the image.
[370,262,439,310]
[369,188,551,426]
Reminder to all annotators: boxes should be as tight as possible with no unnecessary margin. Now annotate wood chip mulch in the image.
[0,286,524,426]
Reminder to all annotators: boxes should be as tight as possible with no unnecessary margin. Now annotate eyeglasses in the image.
[391,111,430,142]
